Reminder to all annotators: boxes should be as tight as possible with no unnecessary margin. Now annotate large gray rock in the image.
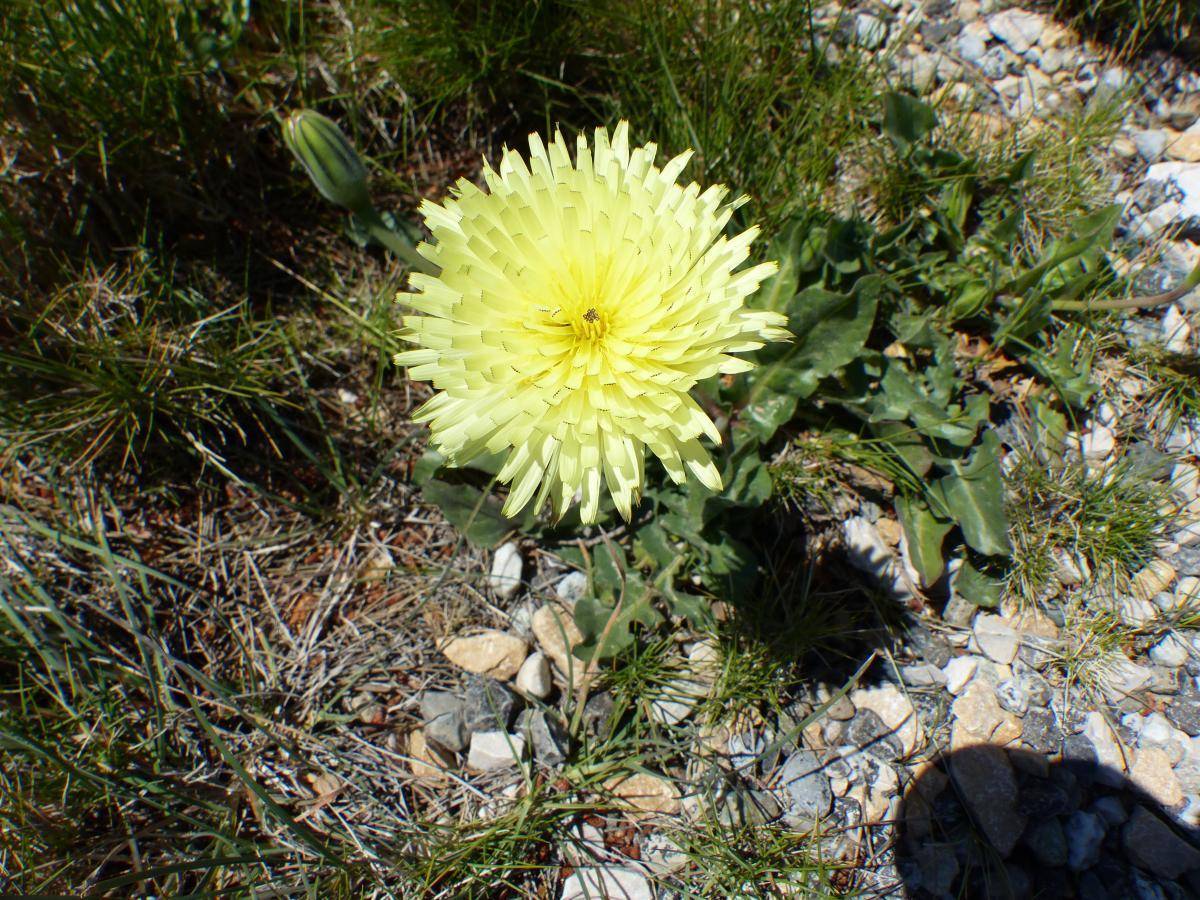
[949,744,1025,856]
[1123,805,1200,879]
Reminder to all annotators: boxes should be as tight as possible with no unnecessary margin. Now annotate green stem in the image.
[1052,260,1200,312]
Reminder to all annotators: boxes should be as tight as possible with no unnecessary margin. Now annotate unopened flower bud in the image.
[283,110,371,214]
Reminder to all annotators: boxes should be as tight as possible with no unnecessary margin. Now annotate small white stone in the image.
[1080,424,1116,461]
[1150,633,1190,668]
[986,8,1045,55]
[944,656,979,695]
[488,542,523,600]
[466,731,526,771]
[554,570,588,606]
[515,651,552,698]
[1163,304,1192,353]
[1083,712,1129,787]
[560,866,652,900]
[854,13,888,49]
[974,614,1019,664]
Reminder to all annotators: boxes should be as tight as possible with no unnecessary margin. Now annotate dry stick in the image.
[1051,261,1200,311]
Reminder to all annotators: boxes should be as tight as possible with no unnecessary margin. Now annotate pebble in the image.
[943,656,978,694]
[555,570,588,605]
[466,730,525,771]
[560,866,652,900]
[901,663,948,687]
[996,679,1028,716]
[846,708,904,762]
[1130,746,1184,808]
[420,690,468,751]
[952,679,1021,746]
[849,684,923,757]
[1123,805,1200,879]
[517,708,568,765]
[956,32,986,63]
[515,651,552,698]
[1167,688,1200,736]
[986,8,1043,55]
[488,542,523,599]
[648,676,706,726]
[1137,712,1191,766]
[1023,817,1068,867]
[606,771,681,817]
[1150,633,1190,668]
[408,728,454,780]
[1134,129,1170,162]
[464,676,518,736]
[854,13,888,49]
[440,630,528,681]
[1092,795,1128,827]
[531,604,585,679]
[974,614,1019,664]
[1132,560,1177,603]
[1065,809,1107,871]
[1082,711,1130,786]
[777,749,833,829]
[1021,707,1060,753]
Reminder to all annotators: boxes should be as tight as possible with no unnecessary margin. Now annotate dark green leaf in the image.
[937,431,1011,556]
[896,494,953,586]
[421,479,513,547]
[954,555,1003,608]
[882,92,939,149]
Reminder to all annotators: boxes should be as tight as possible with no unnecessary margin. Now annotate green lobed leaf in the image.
[935,431,1012,556]
[420,479,514,547]
[882,92,939,150]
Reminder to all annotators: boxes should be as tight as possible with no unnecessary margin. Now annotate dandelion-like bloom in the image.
[395,122,789,524]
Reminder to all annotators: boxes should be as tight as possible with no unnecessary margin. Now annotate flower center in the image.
[574,305,608,342]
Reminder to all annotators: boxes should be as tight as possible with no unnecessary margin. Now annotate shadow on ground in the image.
[896,744,1200,899]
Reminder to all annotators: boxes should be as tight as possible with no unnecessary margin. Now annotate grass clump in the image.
[1005,448,1174,605]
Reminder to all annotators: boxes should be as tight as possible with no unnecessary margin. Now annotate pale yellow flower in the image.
[395,122,789,524]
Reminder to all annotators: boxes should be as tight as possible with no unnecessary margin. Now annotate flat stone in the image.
[1167,690,1200,736]
[531,604,585,680]
[944,656,978,694]
[1137,712,1191,766]
[1150,633,1190,668]
[987,9,1044,55]
[716,787,783,827]
[606,771,681,817]
[974,614,1019,664]
[488,541,523,599]
[555,570,588,605]
[1130,746,1184,808]
[1021,707,1060,753]
[956,32,986,63]
[1092,795,1128,827]
[464,677,518,734]
[440,630,528,681]
[901,663,948,687]
[517,709,567,766]
[420,691,468,751]
[466,730,525,771]
[845,708,903,762]
[777,749,833,828]
[648,677,706,726]
[1132,560,1177,603]
[408,728,453,781]
[1134,129,1170,163]
[1169,132,1200,163]
[952,679,1021,745]
[1023,817,1068,867]
[996,679,1028,716]
[1065,809,1106,871]
[850,684,922,757]
[582,692,615,738]
[1102,655,1154,702]
[854,12,888,49]
[949,743,1026,856]
[1082,711,1130,786]
[560,865,652,900]
[1123,805,1200,879]
[515,651,552,698]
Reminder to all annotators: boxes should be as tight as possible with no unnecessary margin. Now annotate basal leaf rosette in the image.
[395,122,790,524]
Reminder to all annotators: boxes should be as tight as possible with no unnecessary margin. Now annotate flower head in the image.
[395,122,789,524]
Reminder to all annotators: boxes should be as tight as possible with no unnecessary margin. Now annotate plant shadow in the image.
[895,743,1200,898]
